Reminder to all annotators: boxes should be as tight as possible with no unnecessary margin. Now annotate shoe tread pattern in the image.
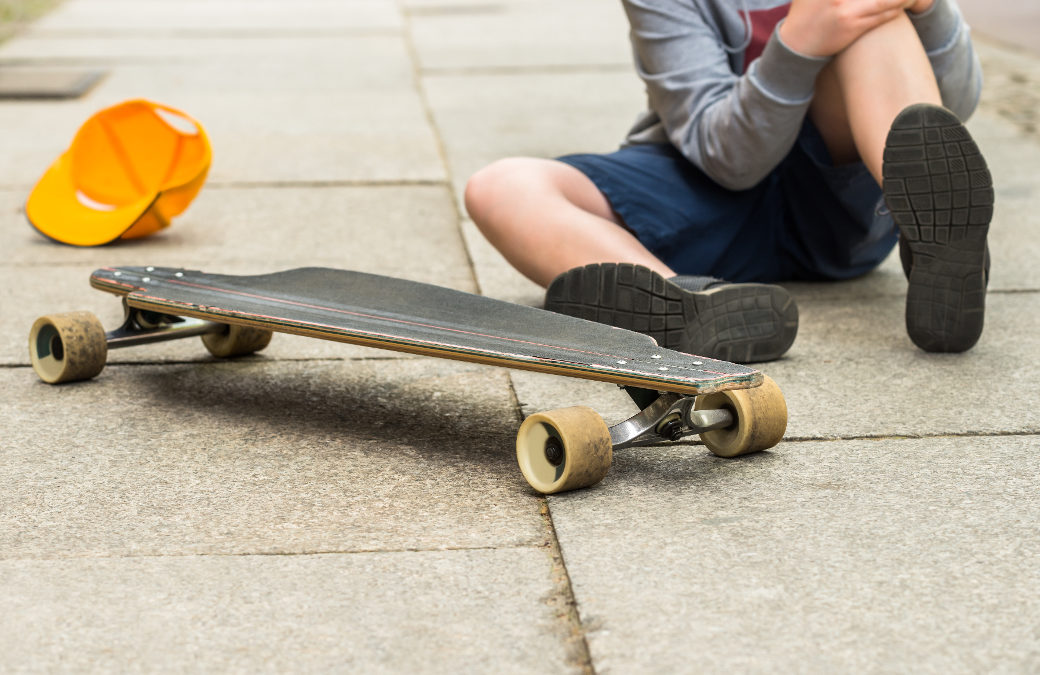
[545,263,797,363]
[883,104,992,352]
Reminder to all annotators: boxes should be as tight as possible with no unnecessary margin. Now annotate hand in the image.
[779,0,923,58]
[906,0,935,14]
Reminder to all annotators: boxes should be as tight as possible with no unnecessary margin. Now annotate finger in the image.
[858,0,914,15]
[857,7,907,31]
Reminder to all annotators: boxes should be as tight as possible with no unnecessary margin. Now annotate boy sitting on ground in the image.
[465,0,992,361]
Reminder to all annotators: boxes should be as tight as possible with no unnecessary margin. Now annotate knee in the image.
[463,162,494,225]
[464,157,541,227]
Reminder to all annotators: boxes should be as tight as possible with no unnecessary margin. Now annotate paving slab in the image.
[960,0,1040,57]
[3,35,417,91]
[0,33,406,63]
[774,291,1040,438]
[144,93,442,185]
[0,86,444,187]
[548,435,1040,672]
[0,99,102,188]
[67,42,416,96]
[967,109,1040,292]
[408,0,630,71]
[2,185,465,271]
[2,0,1039,672]
[0,31,440,186]
[0,547,575,672]
[28,0,402,34]
[423,70,645,208]
[1,359,542,558]
[0,184,472,364]
[509,290,1040,445]
[971,58,1038,141]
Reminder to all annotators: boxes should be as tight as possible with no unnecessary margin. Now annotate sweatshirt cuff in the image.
[748,23,831,105]
[909,0,961,53]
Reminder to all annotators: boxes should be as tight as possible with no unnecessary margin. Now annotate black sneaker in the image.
[544,263,798,363]
[883,103,993,353]
[898,235,989,285]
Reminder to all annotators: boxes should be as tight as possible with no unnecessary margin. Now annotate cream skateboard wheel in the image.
[201,324,273,358]
[695,375,787,457]
[516,406,612,494]
[29,311,107,384]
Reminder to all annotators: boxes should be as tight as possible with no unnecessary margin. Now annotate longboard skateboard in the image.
[29,266,787,493]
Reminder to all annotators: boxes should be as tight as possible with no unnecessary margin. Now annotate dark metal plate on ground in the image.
[0,67,105,99]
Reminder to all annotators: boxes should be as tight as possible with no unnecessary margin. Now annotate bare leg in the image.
[810,11,991,353]
[465,157,798,362]
[464,157,674,287]
[808,12,942,182]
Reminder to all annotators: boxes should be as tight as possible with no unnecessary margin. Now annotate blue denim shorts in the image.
[557,121,897,282]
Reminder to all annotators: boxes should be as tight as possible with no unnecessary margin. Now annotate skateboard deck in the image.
[29,266,788,494]
[91,266,759,394]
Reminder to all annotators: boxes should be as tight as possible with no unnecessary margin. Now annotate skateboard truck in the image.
[609,391,733,450]
[537,392,734,470]
[107,301,225,349]
[517,377,784,495]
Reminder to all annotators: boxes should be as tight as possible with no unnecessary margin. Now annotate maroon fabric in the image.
[739,3,791,72]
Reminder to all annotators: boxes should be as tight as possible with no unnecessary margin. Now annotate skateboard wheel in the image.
[29,312,108,384]
[516,406,612,494]
[695,375,787,457]
[201,324,273,358]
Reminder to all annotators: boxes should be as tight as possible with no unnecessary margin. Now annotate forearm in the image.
[625,0,829,191]
[690,29,830,190]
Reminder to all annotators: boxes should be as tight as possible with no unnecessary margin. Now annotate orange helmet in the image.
[26,99,211,246]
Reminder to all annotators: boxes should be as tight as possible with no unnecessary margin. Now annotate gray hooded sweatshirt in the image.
[622,0,982,190]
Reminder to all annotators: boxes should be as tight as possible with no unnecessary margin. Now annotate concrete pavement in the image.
[2,0,1038,671]
[958,0,1040,56]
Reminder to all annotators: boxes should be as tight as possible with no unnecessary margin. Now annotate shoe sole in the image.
[544,263,798,363]
[883,104,993,353]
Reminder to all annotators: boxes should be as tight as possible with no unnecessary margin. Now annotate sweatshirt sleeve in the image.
[623,0,830,191]
[908,0,983,121]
